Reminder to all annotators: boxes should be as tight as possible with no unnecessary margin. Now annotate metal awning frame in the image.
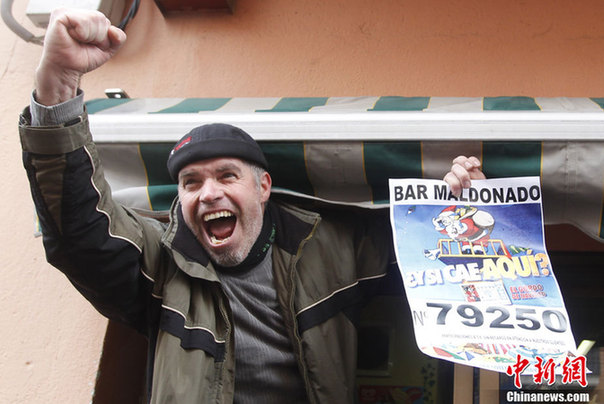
[90,111,604,143]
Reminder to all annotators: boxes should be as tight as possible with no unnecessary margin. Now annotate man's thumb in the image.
[107,26,127,52]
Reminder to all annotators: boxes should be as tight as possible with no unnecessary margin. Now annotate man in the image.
[19,8,484,404]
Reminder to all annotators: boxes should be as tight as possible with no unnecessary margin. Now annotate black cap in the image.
[167,123,268,182]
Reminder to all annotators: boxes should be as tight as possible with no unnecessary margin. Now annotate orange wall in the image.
[1,0,604,403]
[85,0,604,99]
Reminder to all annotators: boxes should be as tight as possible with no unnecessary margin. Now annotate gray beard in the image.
[207,242,251,267]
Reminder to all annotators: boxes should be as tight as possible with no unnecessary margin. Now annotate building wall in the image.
[1,0,603,402]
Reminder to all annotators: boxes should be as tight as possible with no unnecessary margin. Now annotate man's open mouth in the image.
[203,210,237,245]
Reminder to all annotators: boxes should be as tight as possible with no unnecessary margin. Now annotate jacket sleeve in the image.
[19,107,164,333]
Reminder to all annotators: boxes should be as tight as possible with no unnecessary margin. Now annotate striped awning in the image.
[87,96,604,241]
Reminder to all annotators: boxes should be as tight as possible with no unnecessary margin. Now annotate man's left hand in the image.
[443,155,486,197]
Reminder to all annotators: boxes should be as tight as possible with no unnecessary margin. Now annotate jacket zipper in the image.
[288,217,320,404]
[215,282,233,403]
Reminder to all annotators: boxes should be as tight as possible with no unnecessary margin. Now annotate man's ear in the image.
[260,171,272,203]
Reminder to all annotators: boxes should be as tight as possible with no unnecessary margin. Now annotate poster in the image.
[389,177,578,374]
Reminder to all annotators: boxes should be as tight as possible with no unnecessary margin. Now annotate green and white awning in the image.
[87,96,604,241]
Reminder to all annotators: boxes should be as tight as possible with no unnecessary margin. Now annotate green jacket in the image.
[19,110,391,403]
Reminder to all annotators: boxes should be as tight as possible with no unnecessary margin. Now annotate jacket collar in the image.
[161,199,216,280]
[268,201,320,256]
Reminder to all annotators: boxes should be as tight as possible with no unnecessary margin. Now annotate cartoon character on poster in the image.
[424,205,495,259]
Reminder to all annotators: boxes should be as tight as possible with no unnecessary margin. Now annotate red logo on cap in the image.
[174,136,192,152]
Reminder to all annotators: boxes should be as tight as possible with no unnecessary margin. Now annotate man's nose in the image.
[199,179,224,203]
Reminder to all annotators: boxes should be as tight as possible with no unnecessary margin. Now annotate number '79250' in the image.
[426,303,568,333]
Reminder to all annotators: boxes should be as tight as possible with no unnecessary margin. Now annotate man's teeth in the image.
[203,211,234,245]
[203,211,233,222]
[211,235,230,245]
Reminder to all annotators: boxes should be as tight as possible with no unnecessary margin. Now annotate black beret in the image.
[167,123,268,182]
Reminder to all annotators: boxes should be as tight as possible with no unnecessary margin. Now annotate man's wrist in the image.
[31,89,85,127]
[34,63,82,106]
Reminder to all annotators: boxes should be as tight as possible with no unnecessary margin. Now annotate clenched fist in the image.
[35,8,127,106]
